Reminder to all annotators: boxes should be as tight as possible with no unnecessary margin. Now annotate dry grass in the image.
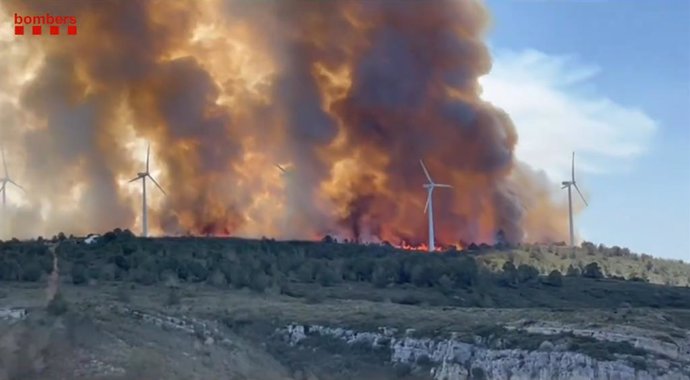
[9,282,679,341]
[478,244,690,286]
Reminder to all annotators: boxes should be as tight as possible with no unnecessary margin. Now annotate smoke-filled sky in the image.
[0,0,600,247]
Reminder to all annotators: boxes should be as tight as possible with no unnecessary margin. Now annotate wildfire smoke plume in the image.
[0,0,570,245]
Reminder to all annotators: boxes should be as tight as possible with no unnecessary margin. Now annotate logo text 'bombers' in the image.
[14,13,78,36]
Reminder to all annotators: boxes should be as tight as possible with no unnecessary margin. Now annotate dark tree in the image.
[583,262,604,279]
[21,262,43,282]
[450,257,479,287]
[250,270,270,292]
[500,261,518,286]
[517,264,539,283]
[566,264,581,277]
[316,264,339,287]
[71,264,88,285]
[544,270,563,287]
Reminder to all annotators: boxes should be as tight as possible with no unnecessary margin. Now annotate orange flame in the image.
[0,0,570,246]
[394,240,463,252]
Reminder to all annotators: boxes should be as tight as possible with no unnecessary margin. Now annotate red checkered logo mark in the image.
[14,24,78,36]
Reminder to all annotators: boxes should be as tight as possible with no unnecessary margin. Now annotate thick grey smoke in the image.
[0,0,569,245]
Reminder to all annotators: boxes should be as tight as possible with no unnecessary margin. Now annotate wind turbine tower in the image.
[419,160,452,252]
[276,163,296,235]
[129,144,166,237]
[0,147,25,208]
[561,152,588,247]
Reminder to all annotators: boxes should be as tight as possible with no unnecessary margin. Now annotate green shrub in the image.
[132,268,157,285]
[21,262,43,282]
[230,265,251,288]
[500,261,518,286]
[305,292,325,304]
[350,258,374,282]
[411,263,436,287]
[438,274,454,293]
[544,270,563,287]
[629,357,648,371]
[316,265,338,287]
[113,255,129,270]
[394,363,412,378]
[416,354,432,368]
[71,264,88,285]
[471,367,487,380]
[372,267,391,288]
[207,270,227,287]
[88,266,102,280]
[116,285,131,303]
[99,263,117,281]
[296,262,316,283]
[0,259,21,281]
[250,271,270,293]
[47,293,69,315]
[39,255,54,273]
[187,260,209,282]
[517,264,539,283]
[165,288,181,306]
[452,257,479,287]
[393,294,422,306]
[566,265,581,277]
[583,262,604,279]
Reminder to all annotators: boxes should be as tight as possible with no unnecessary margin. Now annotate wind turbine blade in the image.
[419,160,433,183]
[423,192,430,214]
[148,175,167,196]
[129,176,140,183]
[435,184,452,188]
[275,164,287,173]
[146,144,151,173]
[8,179,25,193]
[571,151,575,183]
[574,183,588,206]
[1,147,7,177]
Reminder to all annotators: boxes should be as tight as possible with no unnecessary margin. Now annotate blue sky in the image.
[482,0,690,260]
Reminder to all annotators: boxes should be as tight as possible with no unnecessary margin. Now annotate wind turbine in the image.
[275,164,288,175]
[561,151,588,247]
[276,163,298,181]
[420,160,452,252]
[0,147,25,208]
[129,144,166,237]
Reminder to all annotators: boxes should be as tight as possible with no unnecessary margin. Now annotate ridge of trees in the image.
[0,229,671,292]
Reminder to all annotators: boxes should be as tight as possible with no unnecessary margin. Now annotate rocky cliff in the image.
[280,323,690,380]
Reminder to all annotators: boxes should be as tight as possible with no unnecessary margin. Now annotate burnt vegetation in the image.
[1,229,689,310]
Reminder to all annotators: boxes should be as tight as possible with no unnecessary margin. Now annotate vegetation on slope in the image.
[478,241,690,286]
[1,229,689,311]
